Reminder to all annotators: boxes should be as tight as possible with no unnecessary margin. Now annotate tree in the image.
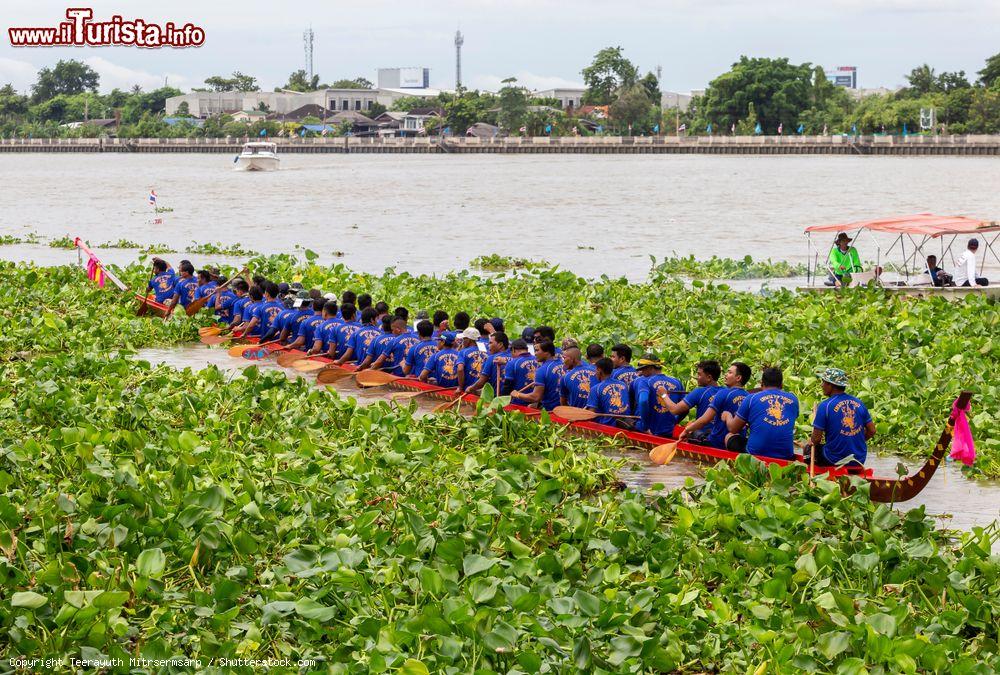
[284,69,321,92]
[31,60,99,102]
[582,47,639,105]
[639,72,661,104]
[978,52,1000,88]
[175,101,191,117]
[936,71,970,92]
[390,95,434,112]
[696,57,815,134]
[0,84,28,120]
[610,85,655,132]
[497,78,528,133]
[905,64,937,96]
[329,78,373,90]
[204,71,259,92]
[443,91,497,133]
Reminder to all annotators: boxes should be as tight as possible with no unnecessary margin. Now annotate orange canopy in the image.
[804,213,999,238]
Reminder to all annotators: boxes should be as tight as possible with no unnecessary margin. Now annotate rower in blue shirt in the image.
[403,320,437,377]
[247,281,284,339]
[419,332,463,387]
[728,366,800,460]
[192,270,217,311]
[465,331,511,395]
[235,286,265,337]
[260,296,296,343]
[329,303,360,359]
[661,360,723,442]
[147,258,176,304]
[456,328,487,392]
[559,347,597,408]
[167,261,198,316]
[338,307,380,365]
[307,301,341,355]
[585,358,632,427]
[678,362,751,450]
[358,315,396,371]
[631,353,684,437]
[228,280,252,326]
[610,344,638,387]
[512,340,562,409]
[285,298,326,352]
[806,368,876,468]
[502,339,538,396]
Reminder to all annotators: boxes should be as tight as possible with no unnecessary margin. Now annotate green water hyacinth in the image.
[650,254,809,280]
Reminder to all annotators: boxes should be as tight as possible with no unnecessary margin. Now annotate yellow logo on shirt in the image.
[762,394,791,427]
[834,399,862,437]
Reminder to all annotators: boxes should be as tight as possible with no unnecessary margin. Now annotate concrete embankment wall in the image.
[2,135,1000,155]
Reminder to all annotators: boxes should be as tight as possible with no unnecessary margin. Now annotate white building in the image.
[533,88,585,110]
[166,87,451,118]
[660,90,702,112]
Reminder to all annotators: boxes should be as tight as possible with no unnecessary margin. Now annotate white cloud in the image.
[83,56,189,92]
[470,71,584,92]
[0,57,37,92]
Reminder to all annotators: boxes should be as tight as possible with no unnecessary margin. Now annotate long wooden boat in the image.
[135,294,169,318]
[222,342,970,504]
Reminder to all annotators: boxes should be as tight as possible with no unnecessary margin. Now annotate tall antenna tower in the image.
[656,65,662,85]
[303,26,315,82]
[454,30,464,90]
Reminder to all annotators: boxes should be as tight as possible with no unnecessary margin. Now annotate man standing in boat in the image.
[727,366,799,460]
[806,368,876,468]
[826,233,863,287]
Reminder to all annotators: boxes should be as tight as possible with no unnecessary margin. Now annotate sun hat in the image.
[323,292,337,300]
[636,353,664,369]
[834,233,852,243]
[461,327,481,341]
[817,367,849,388]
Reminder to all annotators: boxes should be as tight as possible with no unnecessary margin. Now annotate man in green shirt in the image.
[826,233,862,286]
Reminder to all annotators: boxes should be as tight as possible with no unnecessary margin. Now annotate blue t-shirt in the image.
[350,325,381,362]
[242,301,263,336]
[633,374,683,437]
[736,389,800,460]
[335,321,362,359]
[586,379,631,427]
[269,308,296,337]
[172,276,199,308]
[388,333,420,376]
[459,346,487,383]
[370,331,396,364]
[258,300,285,335]
[316,318,344,352]
[297,314,325,346]
[504,354,539,395]
[481,351,512,392]
[148,271,177,303]
[215,290,237,322]
[561,364,597,408]
[533,358,565,411]
[613,365,639,388]
[682,385,723,420]
[707,388,748,449]
[813,393,872,465]
[405,338,438,377]
[285,309,313,337]
[231,296,251,325]
[195,281,217,302]
[423,349,462,387]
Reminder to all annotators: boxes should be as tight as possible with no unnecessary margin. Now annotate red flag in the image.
[949,399,975,465]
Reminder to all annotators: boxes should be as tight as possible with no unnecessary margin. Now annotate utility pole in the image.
[303,26,315,83]
[454,30,464,91]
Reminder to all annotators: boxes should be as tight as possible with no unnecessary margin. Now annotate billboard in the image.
[825,66,857,89]
[377,67,430,89]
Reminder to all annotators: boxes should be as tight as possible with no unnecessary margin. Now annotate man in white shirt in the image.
[953,239,989,287]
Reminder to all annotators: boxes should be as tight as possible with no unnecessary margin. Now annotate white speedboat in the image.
[233,142,279,171]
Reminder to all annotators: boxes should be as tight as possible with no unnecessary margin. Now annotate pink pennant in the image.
[949,398,975,466]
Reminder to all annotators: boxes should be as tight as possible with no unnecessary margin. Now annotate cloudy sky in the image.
[2,0,998,94]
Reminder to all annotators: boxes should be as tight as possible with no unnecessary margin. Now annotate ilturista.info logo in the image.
[8,8,205,48]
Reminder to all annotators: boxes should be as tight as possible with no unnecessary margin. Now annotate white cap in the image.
[461,327,481,341]
[323,292,336,300]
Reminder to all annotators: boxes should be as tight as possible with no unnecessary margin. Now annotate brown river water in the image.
[2,154,1000,281]
[137,346,999,540]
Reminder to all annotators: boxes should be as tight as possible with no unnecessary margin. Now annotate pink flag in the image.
[86,254,105,288]
[949,398,975,465]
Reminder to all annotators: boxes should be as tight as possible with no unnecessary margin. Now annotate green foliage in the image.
[497,78,529,134]
[203,71,259,92]
[650,254,808,279]
[697,57,816,134]
[97,240,176,253]
[329,77,373,89]
[469,254,546,272]
[582,47,639,106]
[31,59,99,103]
[980,51,1000,88]
[47,236,75,249]
[185,242,259,257]
[284,69,322,92]
[0,285,997,669]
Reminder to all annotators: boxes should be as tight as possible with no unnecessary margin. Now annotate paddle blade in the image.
[185,296,209,316]
[201,334,228,345]
[648,441,678,466]
[276,351,305,367]
[199,326,222,337]
[355,370,400,388]
[227,343,251,356]
[316,368,353,384]
[388,390,424,402]
[293,360,328,373]
[432,398,461,413]
[552,405,597,422]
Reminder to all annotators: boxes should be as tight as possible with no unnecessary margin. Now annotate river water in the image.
[2,154,1000,280]
[138,346,999,539]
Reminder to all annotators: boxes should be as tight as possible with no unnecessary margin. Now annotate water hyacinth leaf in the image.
[135,548,166,578]
[294,597,336,622]
[462,554,498,577]
[11,591,47,609]
[817,631,851,659]
[398,660,429,675]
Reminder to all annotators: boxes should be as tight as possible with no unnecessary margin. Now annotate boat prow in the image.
[234,142,280,172]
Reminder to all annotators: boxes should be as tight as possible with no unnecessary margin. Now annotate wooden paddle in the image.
[226,341,258,357]
[315,364,386,385]
[199,326,223,337]
[202,333,240,345]
[432,396,465,413]
[552,406,639,422]
[388,386,453,402]
[292,359,330,373]
[185,267,248,317]
[648,441,678,465]
[355,369,406,388]
[277,351,309,367]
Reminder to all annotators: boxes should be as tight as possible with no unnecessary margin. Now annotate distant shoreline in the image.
[3,135,1000,155]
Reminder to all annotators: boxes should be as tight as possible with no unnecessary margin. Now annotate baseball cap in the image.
[437,331,456,346]
[461,327,481,341]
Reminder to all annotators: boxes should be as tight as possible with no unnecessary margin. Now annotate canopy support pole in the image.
[981,232,1000,275]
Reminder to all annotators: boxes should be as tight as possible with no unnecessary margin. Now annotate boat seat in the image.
[907,273,934,287]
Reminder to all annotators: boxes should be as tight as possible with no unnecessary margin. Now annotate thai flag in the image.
[148,190,156,206]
